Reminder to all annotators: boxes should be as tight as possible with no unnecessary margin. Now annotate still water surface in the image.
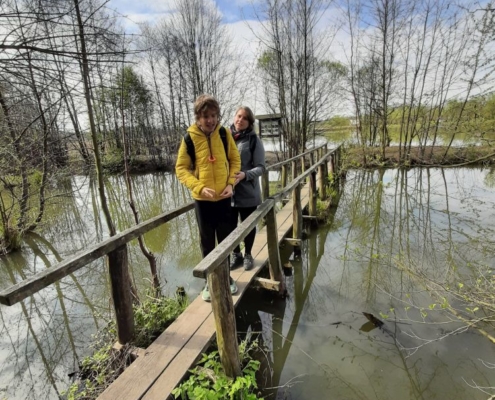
[1,168,495,399]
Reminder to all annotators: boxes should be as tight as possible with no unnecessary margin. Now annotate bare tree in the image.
[254,0,340,157]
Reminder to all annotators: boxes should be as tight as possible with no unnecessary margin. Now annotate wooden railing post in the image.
[292,183,302,240]
[291,160,297,182]
[309,171,317,217]
[323,144,329,178]
[301,155,306,178]
[318,162,327,201]
[107,245,134,344]
[281,165,288,188]
[328,153,335,181]
[208,259,241,378]
[266,204,286,294]
[262,170,270,200]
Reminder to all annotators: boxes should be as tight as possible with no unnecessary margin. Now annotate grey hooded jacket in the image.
[231,126,266,208]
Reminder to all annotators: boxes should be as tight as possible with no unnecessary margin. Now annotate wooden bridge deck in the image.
[98,183,310,400]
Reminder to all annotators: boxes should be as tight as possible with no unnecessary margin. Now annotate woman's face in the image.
[198,109,218,134]
[234,109,250,131]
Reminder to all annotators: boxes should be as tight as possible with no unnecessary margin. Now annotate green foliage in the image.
[172,340,263,400]
[63,293,188,400]
[133,294,188,348]
[326,116,351,129]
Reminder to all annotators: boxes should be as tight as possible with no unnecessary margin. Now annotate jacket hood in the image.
[188,123,220,138]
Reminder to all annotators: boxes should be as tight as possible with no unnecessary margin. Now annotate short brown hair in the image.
[235,106,255,128]
[194,94,220,121]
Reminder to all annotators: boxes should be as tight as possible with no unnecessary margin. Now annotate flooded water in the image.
[238,167,495,400]
[1,168,495,399]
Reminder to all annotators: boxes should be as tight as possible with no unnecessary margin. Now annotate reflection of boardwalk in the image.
[98,185,311,400]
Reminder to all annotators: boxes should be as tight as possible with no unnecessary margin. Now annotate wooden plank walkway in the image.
[98,183,310,400]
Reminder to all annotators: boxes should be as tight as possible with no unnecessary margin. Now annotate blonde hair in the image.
[235,106,255,128]
[194,94,220,121]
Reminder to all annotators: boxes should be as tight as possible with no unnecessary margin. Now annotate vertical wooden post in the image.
[208,259,241,378]
[301,155,306,181]
[107,245,134,344]
[281,165,288,188]
[262,170,270,200]
[318,163,327,201]
[266,202,286,294]
[328,153,335,181]
[309,171,317,216]
[323,145,329,178]
[310,150,315,167]
[291,160,297,182]
[292,183,302,240]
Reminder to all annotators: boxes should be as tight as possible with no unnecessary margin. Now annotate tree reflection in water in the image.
[238,167,495,400]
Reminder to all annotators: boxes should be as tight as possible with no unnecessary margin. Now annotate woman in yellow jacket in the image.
[175,95,241,301]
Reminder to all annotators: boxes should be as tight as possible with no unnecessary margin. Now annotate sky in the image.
[107,0,261,31]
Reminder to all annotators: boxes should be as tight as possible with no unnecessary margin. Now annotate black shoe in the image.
[230,252,244,270]
[243,254,254,271]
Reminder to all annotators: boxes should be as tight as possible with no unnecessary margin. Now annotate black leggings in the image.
[194,198,233,258]
[232,206,258,255]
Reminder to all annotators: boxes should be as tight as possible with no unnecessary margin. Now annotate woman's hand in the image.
[234,171,246,185]
[201,187,216,198]
[220,184,233,198]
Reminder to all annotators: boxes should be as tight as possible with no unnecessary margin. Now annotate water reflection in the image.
[2,168,495,399]
[239,167,495,399]
[0,172,204,400]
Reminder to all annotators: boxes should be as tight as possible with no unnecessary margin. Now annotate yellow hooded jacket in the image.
[175,124,241,201]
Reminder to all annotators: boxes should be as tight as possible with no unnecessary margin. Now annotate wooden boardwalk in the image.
[98,183,311,400]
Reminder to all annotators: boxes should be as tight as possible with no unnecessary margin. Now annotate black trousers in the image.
[194,198,233,258]
[232,206,258,255]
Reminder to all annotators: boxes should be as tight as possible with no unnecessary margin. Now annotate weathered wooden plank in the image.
[0,202,194,306]
[141,316,217,400]
[98,296,212,400]
[253,277,280,291]
[283,238,302,246]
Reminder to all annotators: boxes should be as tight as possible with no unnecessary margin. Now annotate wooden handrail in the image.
[0,202,194,306]
[267,144,326,171]
[271,148,336,202]
[193,145,341,279]
[0,145,341,307]
[192,199,274,279]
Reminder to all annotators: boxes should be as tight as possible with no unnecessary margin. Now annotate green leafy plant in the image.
[172,339,263,400]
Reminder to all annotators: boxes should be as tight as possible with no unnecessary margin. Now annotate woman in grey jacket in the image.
[230,106,266,271]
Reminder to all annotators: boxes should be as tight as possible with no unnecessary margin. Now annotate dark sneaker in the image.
[229,277,238,295]
[243,254,254,271]
[201,283,211,302]
[230,252,244,270]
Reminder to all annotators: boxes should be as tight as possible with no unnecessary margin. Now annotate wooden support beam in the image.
[208,259,241,378]
[309,171,317,217]
[303,215,319,220]
[318,164,327,201]
[262,170,270,200]
[284,238,302,246]
[266,206,285,294]
[253,277,280,292]
[107,245,134,344]
[281,165,288,188]
[292,183,302,240]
